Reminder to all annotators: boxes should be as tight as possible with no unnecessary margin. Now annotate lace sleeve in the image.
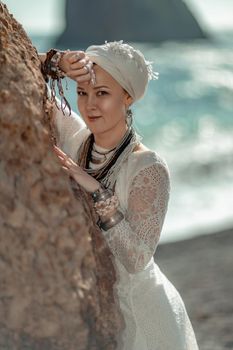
[52,98,86,149]
[102,162,170,274]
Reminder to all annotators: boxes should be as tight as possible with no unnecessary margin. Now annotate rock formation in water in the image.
[56,0,206,48]
[0,2,122,349]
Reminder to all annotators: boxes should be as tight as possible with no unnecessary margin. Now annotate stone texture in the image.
[0,2,122,349]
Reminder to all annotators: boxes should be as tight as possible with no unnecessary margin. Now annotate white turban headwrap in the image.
[85,40,158,102]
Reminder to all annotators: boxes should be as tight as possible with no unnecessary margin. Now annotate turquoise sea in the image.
[31,32,233,243]
[4,0,233,242]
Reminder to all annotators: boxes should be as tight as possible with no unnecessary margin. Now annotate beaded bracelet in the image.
[94,193,119,216]
[41,49,65,80]
[41,48,71,115]
[92,186,124,230]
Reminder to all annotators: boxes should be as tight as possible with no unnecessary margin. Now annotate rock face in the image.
[56,0,206,48]
[0,3,122,349]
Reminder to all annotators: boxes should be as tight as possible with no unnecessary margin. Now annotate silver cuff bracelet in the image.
[98,210,124,231]
[92,186,113,203]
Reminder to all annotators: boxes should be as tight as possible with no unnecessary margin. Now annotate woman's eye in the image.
[77,91,86,96]
[97,90,108,96]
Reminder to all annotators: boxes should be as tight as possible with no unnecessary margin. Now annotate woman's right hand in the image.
[59,51,93,84]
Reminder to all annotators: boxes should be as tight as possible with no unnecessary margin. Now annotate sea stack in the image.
[56,0,206,48]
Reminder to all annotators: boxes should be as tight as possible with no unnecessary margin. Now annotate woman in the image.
[40,41,199,350]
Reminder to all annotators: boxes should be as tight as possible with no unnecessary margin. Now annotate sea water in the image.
[31,33,233,243]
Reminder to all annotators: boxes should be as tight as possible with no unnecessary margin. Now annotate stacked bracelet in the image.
[94,193,119,216]
[41,48,71,115]
[92,186,124,231]
[41,49,65,81]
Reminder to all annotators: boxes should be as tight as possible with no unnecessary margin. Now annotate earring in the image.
[126,108,133,127]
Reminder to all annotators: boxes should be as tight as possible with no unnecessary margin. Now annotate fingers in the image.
[67,51,85,64]
[70,58,88,70]
[66,63,93,84]
[57,155,74,171]
[54,146,70,165]
[66,70,91,82]
[54,145,74,161]
[53,146,99,191]
[57,154,71,168]
[70,59,93,71]
[68,72,92,83]
[70,64,88,74]
[63,52,94,83]
[68,53,92,72]
[60,50,93,83]
[53,145,66,157]
[53,146,82,172]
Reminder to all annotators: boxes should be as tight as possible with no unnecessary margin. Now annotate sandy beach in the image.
[156,228,233,350]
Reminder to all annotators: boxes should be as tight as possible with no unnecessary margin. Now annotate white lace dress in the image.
[54,106,199,350]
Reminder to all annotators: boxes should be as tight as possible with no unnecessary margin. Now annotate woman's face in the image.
[77,64,132,136]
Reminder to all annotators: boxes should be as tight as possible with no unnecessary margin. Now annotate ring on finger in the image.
[75,52,82,61]
[84,65,90,73]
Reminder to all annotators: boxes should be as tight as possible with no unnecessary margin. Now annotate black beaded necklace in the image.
[77,127,135,183]
[91,143,116,163]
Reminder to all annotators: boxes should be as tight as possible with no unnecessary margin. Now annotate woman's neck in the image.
[93,124,129,149]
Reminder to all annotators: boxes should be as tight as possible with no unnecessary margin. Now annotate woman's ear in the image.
[124,91,133,108]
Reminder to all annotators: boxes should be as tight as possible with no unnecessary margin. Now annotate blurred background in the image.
[4,0,233,243]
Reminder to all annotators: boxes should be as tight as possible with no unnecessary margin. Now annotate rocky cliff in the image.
[0,2,121,349]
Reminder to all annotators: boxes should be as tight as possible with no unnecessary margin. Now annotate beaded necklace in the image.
[91,143,116,164]
[76,127,141,190]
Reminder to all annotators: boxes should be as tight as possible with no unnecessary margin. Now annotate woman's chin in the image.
[86,123,106,135]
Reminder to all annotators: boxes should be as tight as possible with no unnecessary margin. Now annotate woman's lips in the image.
[88,116,102,122]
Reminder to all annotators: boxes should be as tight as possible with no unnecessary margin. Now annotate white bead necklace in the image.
[90,143,116,165]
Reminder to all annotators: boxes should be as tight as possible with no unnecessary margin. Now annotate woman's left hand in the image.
[53,146,101,193]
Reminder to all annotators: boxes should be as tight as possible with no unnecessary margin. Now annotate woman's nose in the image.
[86,94,97,110]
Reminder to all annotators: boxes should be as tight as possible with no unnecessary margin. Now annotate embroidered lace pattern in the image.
[102,162,170,274]
[53,105,199,349]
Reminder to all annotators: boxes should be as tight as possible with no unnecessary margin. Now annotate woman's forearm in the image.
[38,50,92,84]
